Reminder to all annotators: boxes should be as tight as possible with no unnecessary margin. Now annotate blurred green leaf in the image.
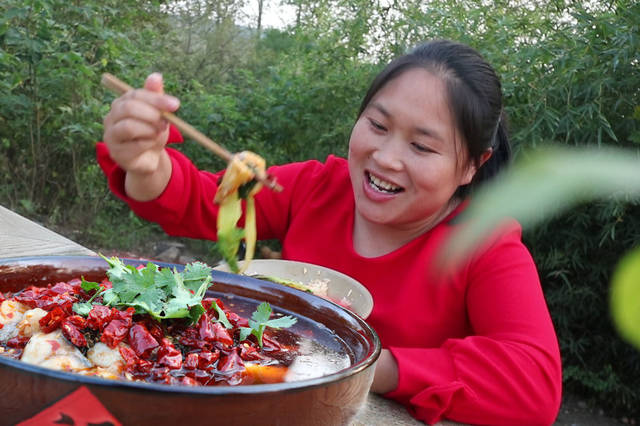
[447,146,640,260]
[610,246,640,349]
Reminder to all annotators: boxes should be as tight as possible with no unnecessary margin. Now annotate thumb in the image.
[144,72,164,94]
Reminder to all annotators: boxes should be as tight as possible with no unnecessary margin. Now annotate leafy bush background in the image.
[1,0,639,417]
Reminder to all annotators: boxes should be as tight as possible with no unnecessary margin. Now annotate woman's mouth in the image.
[366,172,403,194]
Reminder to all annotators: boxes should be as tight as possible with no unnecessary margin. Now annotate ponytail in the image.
[474,115,512,185]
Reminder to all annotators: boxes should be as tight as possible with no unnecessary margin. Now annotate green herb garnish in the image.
[72,254,214,323]
[238,302,297,348]
[211,301,233,329]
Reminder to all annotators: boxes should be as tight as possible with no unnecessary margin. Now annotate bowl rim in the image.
[0,255,381,396]
[214,258,374,319]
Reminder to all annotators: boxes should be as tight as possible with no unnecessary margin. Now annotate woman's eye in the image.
[412,142,433,153]
[368,119,387,132]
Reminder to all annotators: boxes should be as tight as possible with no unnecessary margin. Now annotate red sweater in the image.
[96,136,562,425]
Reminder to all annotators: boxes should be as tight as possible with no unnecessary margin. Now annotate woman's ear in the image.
[461,148,493,185]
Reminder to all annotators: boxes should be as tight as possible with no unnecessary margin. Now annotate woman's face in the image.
[348,68,477,232]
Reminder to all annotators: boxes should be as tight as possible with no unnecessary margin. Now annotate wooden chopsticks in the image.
[101,73,282,192]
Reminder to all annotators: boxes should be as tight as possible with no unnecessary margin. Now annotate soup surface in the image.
[0,266,351,387]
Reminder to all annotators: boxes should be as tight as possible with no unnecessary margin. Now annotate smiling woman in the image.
[349,68,479,257]
[96,39,562,424]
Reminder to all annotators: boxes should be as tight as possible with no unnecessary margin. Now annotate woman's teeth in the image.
[368,173,402,193]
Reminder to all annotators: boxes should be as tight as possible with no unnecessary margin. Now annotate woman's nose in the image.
[371,138,404,171]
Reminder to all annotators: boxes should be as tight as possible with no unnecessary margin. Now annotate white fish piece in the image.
[21,330,92,371]
[16,308,48,338]
[87,341,124,370]
[0,300,29,321]
[0,300,29,341]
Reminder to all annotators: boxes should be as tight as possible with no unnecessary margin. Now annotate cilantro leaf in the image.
[72,254,215,323]
[211,302,233,329]
[239,302,297,348]
[80,278,101,293]
[182,262,214,292]
[72,302,93,316]
[264,316,298,328]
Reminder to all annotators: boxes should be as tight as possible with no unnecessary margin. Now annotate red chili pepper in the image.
[14,289,41,308]
[6,336,30,348]
[128,323,159,359]
[65,315,87,329]
[197,313,215,341]
[86,305,112,330]
[157,341,182,369]
[180,376,199,386]
[146,320,164,342]
[211,322,233,346]
[136,359,153,374]
[39,306,66,333]
[101,318,131,348]
[61,321,87,348]
[184,352,199,370]
[185,368,211,385]
[217,348,244,373]
[239,344,264,361]
[48,282,75,295]
[225,311,249,328]
[119,345,139,367]
[113,307,135,325]
[67,278,82,290]
[197,349,220,371]
[262,335,285,352]
[150,365,171,383]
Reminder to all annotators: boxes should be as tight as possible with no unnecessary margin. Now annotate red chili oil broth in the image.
[211,290,354,381]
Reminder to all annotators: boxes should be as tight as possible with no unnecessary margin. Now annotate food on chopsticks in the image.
[214,151,266,274]
[0,257,350,387]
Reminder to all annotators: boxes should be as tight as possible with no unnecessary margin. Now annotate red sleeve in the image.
[95,126,321,241]
[386,227,562,425]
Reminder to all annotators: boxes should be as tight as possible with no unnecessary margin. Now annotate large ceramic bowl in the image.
[214,259,374,319]
[0,256,380,426]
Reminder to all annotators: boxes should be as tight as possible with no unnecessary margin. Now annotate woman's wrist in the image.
[124,150,172,202]
[370,349,399,394]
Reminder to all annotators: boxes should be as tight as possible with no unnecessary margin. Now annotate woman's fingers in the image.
[144,72,164,94]
[104,116,163,145]
[107,138,164,173]
[102,72,179,175]
[107,98,168,134]
[110,91,179,121]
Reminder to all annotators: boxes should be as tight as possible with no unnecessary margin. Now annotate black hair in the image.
[357,39,511,196]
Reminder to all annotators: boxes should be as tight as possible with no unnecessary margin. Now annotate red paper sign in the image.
[17,386,122,426]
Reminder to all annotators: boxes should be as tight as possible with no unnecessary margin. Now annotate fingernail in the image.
[166,96,180,110]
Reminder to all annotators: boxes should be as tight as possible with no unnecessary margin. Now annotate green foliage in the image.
[1,0,639,417]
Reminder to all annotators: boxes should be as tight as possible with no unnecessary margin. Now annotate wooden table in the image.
[0,203,440,426]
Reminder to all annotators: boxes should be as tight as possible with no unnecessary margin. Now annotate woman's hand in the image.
[102,73,180,201]
[370,349,399,394]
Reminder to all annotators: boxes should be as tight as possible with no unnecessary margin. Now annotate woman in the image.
[98,40,562,424]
